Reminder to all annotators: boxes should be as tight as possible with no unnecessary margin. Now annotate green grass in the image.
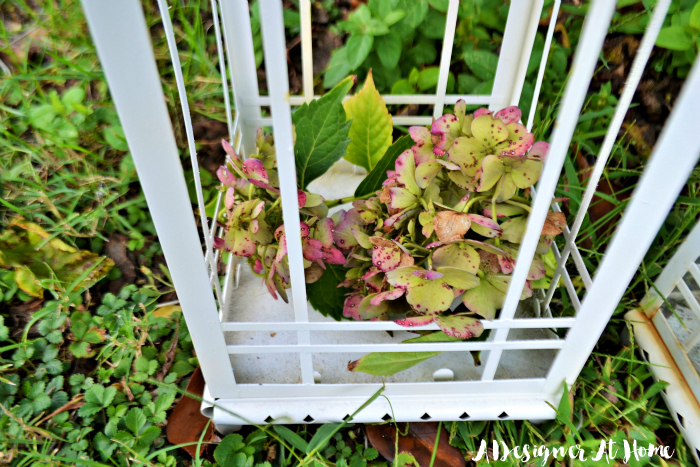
[1,0,700,466]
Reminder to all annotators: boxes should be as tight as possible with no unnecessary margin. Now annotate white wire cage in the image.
[79,0,700,426]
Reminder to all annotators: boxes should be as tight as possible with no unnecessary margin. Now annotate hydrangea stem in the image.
[324,192,372,208]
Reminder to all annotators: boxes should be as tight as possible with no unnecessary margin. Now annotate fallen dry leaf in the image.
[366,422,466,467]
[433,211,471,242]
[166,367,217,458]
[541,211,567,236]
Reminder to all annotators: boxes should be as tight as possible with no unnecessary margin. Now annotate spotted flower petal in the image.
[370,288,405,306]
[493,106,522,124]
[332,209,363,248]
[435,267,480,290]
[394,315,435,327]
[432,243,480,275]
[434,314,484,339]
[343,294,365,320]
[369,237,401,272]
[395,150,421,195]
[528,141,550,161]
[415,161,442,189]
[389,187,418,210]
[217,166,237,188]
[467,214,502,238]
[430,114,462,155]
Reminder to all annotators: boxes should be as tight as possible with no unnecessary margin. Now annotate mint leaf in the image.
[307,264,351,321]
[354,135,414,197]
[375,31,402,69]
[293,77,354,189]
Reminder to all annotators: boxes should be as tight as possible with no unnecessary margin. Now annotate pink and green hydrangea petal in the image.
[448,170,479,191]
[333,209,363,248]
[473,108,491,118]
[434,314,484,339]
[358,294,390,320]
[394,315,435,327]
[322,246,346,265]
[315,218,335,248]
[430,114,462,155]
[448,137,486,176]
[221,139,243,165]
[482,203,525,218]
[493,106,522,124]
[343,294,365,320]
[500,216,528,243]
[404,277,454,315]
[477,155,505,192]
[493,123,534,156]
[370,288,405,306]
[225,188,235,210]
[389,187,418,209]
[415,161,443,189]
[461,280,505,320]
[226,227,256,257]
[217,166,237,187]
[471,114,509,147]
[409,126,431,144]
[528,141,550,161]
[412,270,444,280]
[372,243,401,272]
[436,267,480,290]
[395,150,421,195]
[511,159,543,189]
[432,243,480,275]
[386,266,421,288]
[495,173,517,202]
[302,237,324,262]
[467,214,503,238]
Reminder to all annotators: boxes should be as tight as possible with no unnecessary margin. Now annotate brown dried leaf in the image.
[432,211,471,242]
[541,211,566,236]
[366,422,466,467]
[304,262,325,284]
[166,367,216,458]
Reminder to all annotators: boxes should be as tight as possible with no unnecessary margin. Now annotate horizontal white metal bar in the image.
[228,378,548,398]
[249,116,440,127]
[212,392,557,425]
[227,340,564,354]
[220,318,576,332]
[249,94,493,107]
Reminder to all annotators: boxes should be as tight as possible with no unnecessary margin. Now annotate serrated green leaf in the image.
[346,34,374,70]
[354,135,415,197]
[343,72,393,171]
[374,31,402,69]
[125,407,147,435]
[293,77,354,189]
[69,341,90,358]
[393,0,428,36]
[307,264,351,321]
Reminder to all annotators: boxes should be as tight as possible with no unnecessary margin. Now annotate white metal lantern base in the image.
[80,0,700,426]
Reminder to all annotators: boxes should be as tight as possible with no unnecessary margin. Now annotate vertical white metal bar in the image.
[211,0,234,139]
[489,0,540,110]
[481,0,616,381]
[433,0,459,118]
[258,0,314,385]
[80,0,237,397]
[300,0,314,103]
[542,0,672,311]
[219,0,262,156]
[545,56,700,393]
[155,0,223,307]
[527,0,561,131]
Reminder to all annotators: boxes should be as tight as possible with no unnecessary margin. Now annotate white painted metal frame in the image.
[80,0,699,424]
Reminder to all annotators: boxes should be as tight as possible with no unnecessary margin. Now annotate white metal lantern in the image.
[80,0,700,427]
[626,221,700,464]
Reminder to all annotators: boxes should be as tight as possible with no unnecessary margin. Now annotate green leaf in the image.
[343,72,393,171]
[393,0,429,36]
[462,50,499,81]
[364,18,390,36]
[416,67,440,91]
[293,77,354,189]
[374,31,402,69]
[690,1,700,32]
[307,264,351,320]
[421,9,446,39]
[103,125,129,151]
[354,135,415,197]
[273,425,308,452]
[348,331,459,376]
[391,79,415,94]
[655,26,694,50]
[125,407,147,436]
[14,265,43,298]
[383,10,406,26]
[346,34,374,70]
[0,316,9,341]
[307,423,341,454]
[215,434,246,466]
[324,48,352,89]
